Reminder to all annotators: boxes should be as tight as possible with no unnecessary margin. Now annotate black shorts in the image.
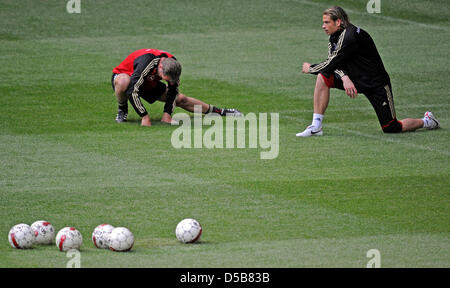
[111,73,167,104]
[320,73,402,133]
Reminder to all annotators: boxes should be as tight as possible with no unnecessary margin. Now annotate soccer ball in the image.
[31,220,55,245]
[55,227,83,252]
[175,218,202,243]
[92,224,114,249]
[109,227,134,252]
[8,223,34,249]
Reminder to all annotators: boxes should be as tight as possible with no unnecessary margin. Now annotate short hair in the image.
[161,57,182,84]
[323,6,350,29]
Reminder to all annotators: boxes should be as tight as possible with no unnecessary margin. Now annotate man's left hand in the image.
[161,112,177,124]
[342,75,358,98]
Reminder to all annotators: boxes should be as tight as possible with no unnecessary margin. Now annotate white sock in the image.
[312,113,324,130]
[423,117,431,128]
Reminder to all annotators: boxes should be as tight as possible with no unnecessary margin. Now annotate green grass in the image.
[0,0,449,267]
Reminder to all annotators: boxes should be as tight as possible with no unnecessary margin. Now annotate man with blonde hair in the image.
[297,6,440,136]
[112,49,241,126]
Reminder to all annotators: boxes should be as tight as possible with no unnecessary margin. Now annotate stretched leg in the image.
[400,118,423,132]
[368,84,440,133]
[175,93,210,113]
[400,112,440,131]
[159,92,241,116]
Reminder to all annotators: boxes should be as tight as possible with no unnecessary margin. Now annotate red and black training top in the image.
[113,49,178,117]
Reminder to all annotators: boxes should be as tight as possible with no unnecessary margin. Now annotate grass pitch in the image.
[0,0,449,268]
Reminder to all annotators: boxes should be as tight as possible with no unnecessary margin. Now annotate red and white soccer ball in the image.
[92,224,114,249]
[109,227,134,252]
[175,218,202,243]
[8,223,34,249]
[31,220,55,245]
[55,227,83,251]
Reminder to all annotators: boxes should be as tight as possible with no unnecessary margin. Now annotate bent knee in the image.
[317,73,334,89]
[114,74,130,92]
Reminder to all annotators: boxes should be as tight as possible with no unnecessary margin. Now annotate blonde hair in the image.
[161,57,182,84]
[323,6,350,29]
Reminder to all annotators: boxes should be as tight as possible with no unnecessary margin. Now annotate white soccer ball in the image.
[175,218,202,243]
[92,224,114,249]
[31,220,55,245]
[55,227,83,252]
[8,223,34,249]
[109,227,134,252]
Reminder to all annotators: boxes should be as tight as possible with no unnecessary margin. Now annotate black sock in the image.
[210,106,223,115]
[118,103,128,113]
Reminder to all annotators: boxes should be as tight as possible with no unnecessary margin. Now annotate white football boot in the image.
[296,125,323,137]
[423,111,440,130]
[221,108,242,117]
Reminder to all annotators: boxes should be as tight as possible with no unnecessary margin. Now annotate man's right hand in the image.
[302,62,311,73]
[141,114,152,126]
